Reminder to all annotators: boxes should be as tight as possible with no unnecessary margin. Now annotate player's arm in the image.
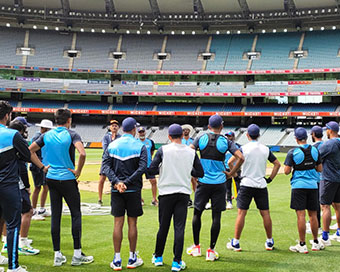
[228,149,244,177]
[72,141,86,179]
[283,150,293,175]
[102,134,109,151]
[315,150,323,172]
[101,147,120,184]
[13,132,31,162]
[150,139,156,157]
[125,145,148,186]
[228,155,236,171]
[29,136,49,173]
[191,153,204,178]
[148,147,163,176]
[265,151,281,183]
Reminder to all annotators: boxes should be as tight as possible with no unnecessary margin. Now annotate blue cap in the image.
[209,114,223,128]
[295,127,307,140]
[311,125,323,137]
[324,121,339,132]
[13,116,32,127]
[122,117,139,132]
[247,124,260,138]
[168,124,183,136]
[225,131,235,137]
[137,127,145,132]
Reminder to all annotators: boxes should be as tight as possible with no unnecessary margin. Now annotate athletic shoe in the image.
[265,240,274,251]
[151,255,163,266]
[289,242,308,254]
[19,245,40,255]
[98,200,103,206]
[141,199,145,206]
[27,239,33,246]
[0,244,6,254]
[318,236,332,247]
[7,266,28,272]
[54,254,67,267]
[205,202,212,210]
[151,201,158,207]
[0,267,3,272]
[186,245,201,257]
[0,254,8,265]
[329,233,340,242]
[38,208,50,217]
[126,255,143,269]
[226,239,242,252]
[110,260,122,271]
[188,199,194,208]
[71,253,94,266]
[311,241,325,251]
[330,223,338,230]
[226,201,233,210]
[206,248,219,261]
[31,213,45,221]
[171,260,186,272]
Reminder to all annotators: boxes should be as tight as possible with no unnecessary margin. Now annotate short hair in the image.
[55,108,71,125]
[0,100,13,120]
[249,134,259,140]
[170,134,182,139]
[8,120,25,133]
[314,133,323,139]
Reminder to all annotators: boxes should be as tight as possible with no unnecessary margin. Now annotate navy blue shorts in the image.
[237,186,269,210]
[111,191,143,217]
[194,182,226,212]
[32,171,46,187]
[21,189,32,214]
[291,189,318,211]
[145,173,156,180]
[320,180,340,205]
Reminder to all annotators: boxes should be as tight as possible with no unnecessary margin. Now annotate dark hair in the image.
[8,120,25,134]
[170,134,182,139]
[0,100,13,120]
[55,108,71,125]
[315,133,323,139]
[249,134,259,140]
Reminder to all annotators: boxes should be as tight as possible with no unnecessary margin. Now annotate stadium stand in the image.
[237,127,268,145]
[68,101,109,110]
[251,33,300,70]
[206,35,233,70]
[290,103,337,112]
[118,35,163,70]
[298,30,340,69]
[66,83,110,91]
[246,104,289,112]
[156,85,198,93]
[291,83,337,92]
[72,124,107,142]
[245,85,288,92]
[21,100,64,108]
[156,103,198,111]
[0,28,25,66]
[111,103,136,110]
[162,35,207,70]
[200,103,225,112]
[135,103,154,111]
[151,127,169,144]
[200,84,242,93]
[258,127,286,146]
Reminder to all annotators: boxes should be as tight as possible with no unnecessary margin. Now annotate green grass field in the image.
[16,149,340,272]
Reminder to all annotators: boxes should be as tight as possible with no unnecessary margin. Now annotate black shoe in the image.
[188,199,194,208]
[98,200,103,206]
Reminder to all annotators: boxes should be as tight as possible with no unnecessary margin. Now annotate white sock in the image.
[19,237,27,247]
[232,239,239,246]
[267,238,273,244]
[114,252,121,262]
[39,207,45,212]
[2,236,6,244]
[129,251,136,260]
[55,251,62,258]
[74,249,82,258]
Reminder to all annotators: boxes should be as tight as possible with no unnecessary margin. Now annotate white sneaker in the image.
[330,223,338,230]
[226,239,242,252]
[31,213,45,221]
[0,254,7,265]
[329,233,340,242]
[311,242,324,251]
[206,248,219,261]
[289,242,308,254]
[54,253,67,267]
[7,266,28,272]
[126,255,143,269]
[226,201,233,210]
[186,245,201,257]
[205,202,212,210]
[38,208,51,217]
[309,237,332,247]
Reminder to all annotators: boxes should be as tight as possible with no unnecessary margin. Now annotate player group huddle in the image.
[1,100,340,272]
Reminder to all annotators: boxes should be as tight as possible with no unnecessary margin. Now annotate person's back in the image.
[158,142,196,195]
[320,138,340,182]
[241,141,270,188]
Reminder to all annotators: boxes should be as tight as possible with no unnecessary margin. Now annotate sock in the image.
[129,251,136,260]
[266,238,274,244]
[39,207,45,213]
[114,252,121,262]
[314,239,319,244]
[2,236,6,244]
[19,237,27,247]
[74,249,82,258]
[55,251,62,258]
[322,231,329,241]
[32,209,36,215]
[232,239,239,246]
[337,228,340,236]
[299,241,306,246]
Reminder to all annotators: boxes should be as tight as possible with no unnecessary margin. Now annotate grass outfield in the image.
[19,149,339,272]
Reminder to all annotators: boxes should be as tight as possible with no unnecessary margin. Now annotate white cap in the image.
[36,119,54,129]
[181,124,193,133]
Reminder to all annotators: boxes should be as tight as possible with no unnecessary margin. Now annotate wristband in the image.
[40,165,45,171]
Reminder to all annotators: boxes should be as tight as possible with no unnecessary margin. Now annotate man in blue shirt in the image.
[137,127,157,206]
[30,108,93,267]
[318,121,340,245]
[98,119,121,206]
[0,100,31,272]
[284,127,323,253]
[187,114,244,262]
[102,117,147,271]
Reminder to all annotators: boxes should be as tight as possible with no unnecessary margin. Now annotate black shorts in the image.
[237,186,269,210]
[194,182,226,212]
[145,173,155,180]
[32,171,46,187]
[111,191,143,217]
[320,180,340,205]
[290,189,318,211]
[21,189,32,214]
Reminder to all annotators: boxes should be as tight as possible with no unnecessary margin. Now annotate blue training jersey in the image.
[137,138,155,167]
[182,137,194,146]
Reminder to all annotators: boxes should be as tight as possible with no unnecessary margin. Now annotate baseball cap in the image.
[110,119,119,125]
[137,127,146,132]
[168,124,183,136]
[122,117,139,132]
[311,125,323,137]
[13,116,32,127]
[209,114,223,128]
[225,131,235,137]
[36,119,54,129]
[324,121,339,132]
[247,124,260,138]
[295,127,308,140]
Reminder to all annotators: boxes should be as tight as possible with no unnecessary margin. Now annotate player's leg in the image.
[234,209,247,240]
[226,178,233,209]
[98,174,106,205]
[31,171,45,221]
[149,177,158,206]
[39,185,49,215]
[296,210,307,243]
